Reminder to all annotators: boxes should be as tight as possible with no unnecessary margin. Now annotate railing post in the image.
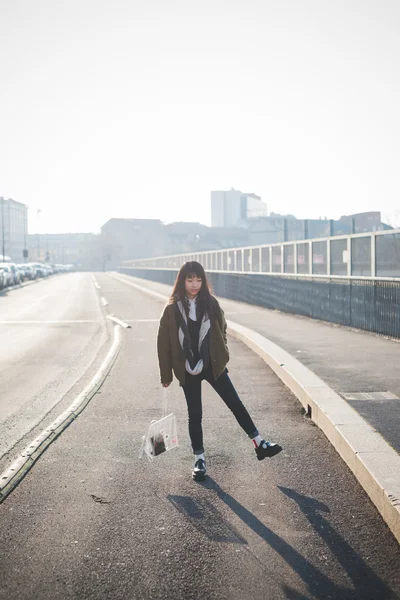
[347,237,352,277]
[294,242,298,275]
[371,233,376,277]
[259,247,262,272]
[327,239,331,276]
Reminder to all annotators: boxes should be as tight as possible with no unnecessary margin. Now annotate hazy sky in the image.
[1,0,399,233]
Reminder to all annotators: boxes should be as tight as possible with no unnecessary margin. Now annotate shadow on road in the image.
[279,486,395,599]
[168,478,396,600]
[167,495,247,544]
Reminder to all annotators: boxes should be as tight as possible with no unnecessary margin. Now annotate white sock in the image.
[252,435,263,448]
[195,453,205,461]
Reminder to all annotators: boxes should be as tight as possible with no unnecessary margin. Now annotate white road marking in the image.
[223,311,253,315]
[107,315,131,328]
[101,297,108,307]
[124,319,159,323]
[0,320,101,324]
[91,275,101,289]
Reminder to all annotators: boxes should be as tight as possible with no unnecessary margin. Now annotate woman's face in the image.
[185,274,202,299]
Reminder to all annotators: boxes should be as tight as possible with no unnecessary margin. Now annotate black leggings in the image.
[182,367,259,455]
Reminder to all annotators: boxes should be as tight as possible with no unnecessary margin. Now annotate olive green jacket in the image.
[157,296,230,386]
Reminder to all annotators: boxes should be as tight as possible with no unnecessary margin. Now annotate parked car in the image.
[8,263,22,285]
[0,263,14,287]
[18,264,37,280]
[31,263,47,277]
[15,265,25,283]
[64,264,76,272]
[0,268,5,290]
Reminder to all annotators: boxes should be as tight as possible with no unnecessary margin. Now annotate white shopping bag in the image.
[141,389,179,459]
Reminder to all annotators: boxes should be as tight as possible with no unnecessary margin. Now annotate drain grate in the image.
[342,391,399,401]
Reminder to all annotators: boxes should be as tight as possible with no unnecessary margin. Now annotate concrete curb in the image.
[0,325,122,503]
[111,272,400,544]
[227,320,400,545]
[0,277,39,294]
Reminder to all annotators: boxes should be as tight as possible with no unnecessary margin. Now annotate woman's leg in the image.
[205,368,282,459]
[205,369,259,439]
[182,374,204,455]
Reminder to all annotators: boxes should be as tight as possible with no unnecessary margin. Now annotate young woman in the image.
[157,261,282,481]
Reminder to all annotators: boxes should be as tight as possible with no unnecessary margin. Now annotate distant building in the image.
[245,193,268,219]
[104,217,250,264]
[101,218,166,267]
[203,226,249,250]
[0,197,28,262]
[339,211,390,233]
[245,215,289,246]
[106,210,392,266]
[211,189,244,228]
[211,189,268,227]
[164,222,210,255]
[27,232,96,266]
[244,211,391,246]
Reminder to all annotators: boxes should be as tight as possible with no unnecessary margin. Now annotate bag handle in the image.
[162,387,169,418]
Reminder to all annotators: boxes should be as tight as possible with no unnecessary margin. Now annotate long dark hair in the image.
[170,261,213,318]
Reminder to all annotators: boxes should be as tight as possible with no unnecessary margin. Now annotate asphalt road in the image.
[0,273,399,599]
[0,273,107,460]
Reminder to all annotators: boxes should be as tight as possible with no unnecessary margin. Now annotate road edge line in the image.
[0,325,122,503]
[111,274,400,545]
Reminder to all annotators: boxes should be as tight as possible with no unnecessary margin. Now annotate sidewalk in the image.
[112,271,400,543]
[222,297,400,455]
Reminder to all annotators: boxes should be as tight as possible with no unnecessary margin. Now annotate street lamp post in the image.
[36,209,42,261]
[23,206,28,260]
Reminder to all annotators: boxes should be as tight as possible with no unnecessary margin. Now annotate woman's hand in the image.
[162,382,171,388]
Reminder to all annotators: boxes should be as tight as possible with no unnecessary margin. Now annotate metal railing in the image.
[123,228,400,280]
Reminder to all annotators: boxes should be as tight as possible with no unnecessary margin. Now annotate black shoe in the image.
[192,458,206,481]
[255,440,282,461]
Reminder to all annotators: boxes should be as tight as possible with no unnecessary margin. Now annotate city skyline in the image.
[0,193,396,240]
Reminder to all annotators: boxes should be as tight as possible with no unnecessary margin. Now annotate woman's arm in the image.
[212,297,228,347]
[157,306,173,385]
